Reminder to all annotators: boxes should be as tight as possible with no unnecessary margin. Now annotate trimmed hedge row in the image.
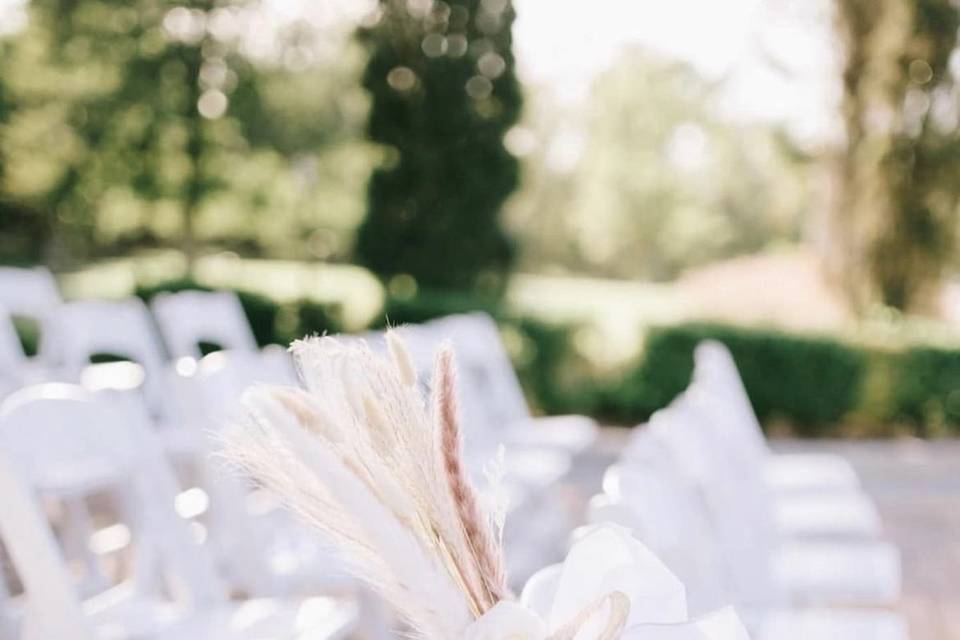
[600,322,960,436]
[599,323,867,436]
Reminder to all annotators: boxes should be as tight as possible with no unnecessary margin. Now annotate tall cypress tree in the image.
[356,0,521,295]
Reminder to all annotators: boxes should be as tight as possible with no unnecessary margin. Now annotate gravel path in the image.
[772,438,960,640]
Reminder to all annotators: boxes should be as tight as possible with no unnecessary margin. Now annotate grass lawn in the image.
[58,251,684,363]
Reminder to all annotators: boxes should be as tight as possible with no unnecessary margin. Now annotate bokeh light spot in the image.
[198,89,228,119]
[909,59,933,85]
[422,33,448,57]
[387,66,417,91]
[478,52,506,78]
[447,34,468,57]
[466,75,493,100]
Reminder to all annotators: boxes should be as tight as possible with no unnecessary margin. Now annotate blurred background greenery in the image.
[4,0,960,435]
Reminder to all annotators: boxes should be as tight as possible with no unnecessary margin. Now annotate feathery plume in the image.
[387,328,418,387]
[222,334,514,639]
[434,343,511,604]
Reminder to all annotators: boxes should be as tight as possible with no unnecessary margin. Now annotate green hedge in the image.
[596,321,960,436]
[887,347,960,435]
[601,323,868,436]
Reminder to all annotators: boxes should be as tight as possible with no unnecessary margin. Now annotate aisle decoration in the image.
[222,332,749,640]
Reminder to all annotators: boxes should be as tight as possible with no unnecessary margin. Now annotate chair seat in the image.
[774,491,882,539]
[87,590,186,640]
[157,426,206,457]
[497,447,571,495]
[35,461,128,498]
[747,607,908,640]
[90,594,359,640]
[506,415,599,455]
[764,453,860,495]
[774,540,901,605]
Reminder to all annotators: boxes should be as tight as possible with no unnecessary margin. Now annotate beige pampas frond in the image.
[220,330,513,639]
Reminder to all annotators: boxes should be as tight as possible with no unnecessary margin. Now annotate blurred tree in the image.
[0,1,373,266]
[0,42,10,186]
[508,51,808,281]
[9,0,259,266]
[355,0,521,295]
[832,0,960,313]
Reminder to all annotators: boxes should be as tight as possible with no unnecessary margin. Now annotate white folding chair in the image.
[0,266,61,315]
[0,305,30,397]
[351,326,573,585]
[169,351,393,638]
[48,298,210,584]
[646,399,901,607]
[0,384,358,640]
[680,380,881,538]
[0,303,121,595]
[589,461,731,616]
[693,341,862,494]
[150,290,258,358]
[589,437,908,640]
[359,324,572,495]
[682,361,882,539]
[0,267,69,393]
[0,267,63,365]
[177,351,349,592]
[423,313,599,456]
[151,289,295,384]
[53,298,171,416]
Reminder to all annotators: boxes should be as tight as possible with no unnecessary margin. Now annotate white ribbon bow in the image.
[464,524,750,640]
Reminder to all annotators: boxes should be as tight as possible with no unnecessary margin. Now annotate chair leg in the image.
[61,497,111,595]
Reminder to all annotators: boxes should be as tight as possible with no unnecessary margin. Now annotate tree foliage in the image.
[832,0,960,313]
[508,51,808,281]
[0,1,372,266]
[355,0,521,294]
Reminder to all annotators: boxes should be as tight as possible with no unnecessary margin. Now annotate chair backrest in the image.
[604,436,729,616]
[397,313,531,454]
[0,266,63,364]
[339,319,529,460]
[0,385,226,628]
[151,290,258,359]
[674,387,778,542]
[0,443,94,640]
[692,341,769,459]
[644,399,784,610]
[0,306,28,391]
[171,350,297,593]
[188,349,284,421]
[54,299,170,417]
[0,267,61,320]
[434,313,532,423]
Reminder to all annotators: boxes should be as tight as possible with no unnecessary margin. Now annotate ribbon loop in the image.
[548,590,631,640]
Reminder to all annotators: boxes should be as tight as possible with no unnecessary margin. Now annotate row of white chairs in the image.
[588,341,907,640]
[0,384,361,640]
[1,265,907,639]
[0,268,386,638]
[0,266,600,638]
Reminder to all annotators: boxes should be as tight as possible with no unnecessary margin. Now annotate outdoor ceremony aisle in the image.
[574,431,960,640]
[769,438,960,640]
